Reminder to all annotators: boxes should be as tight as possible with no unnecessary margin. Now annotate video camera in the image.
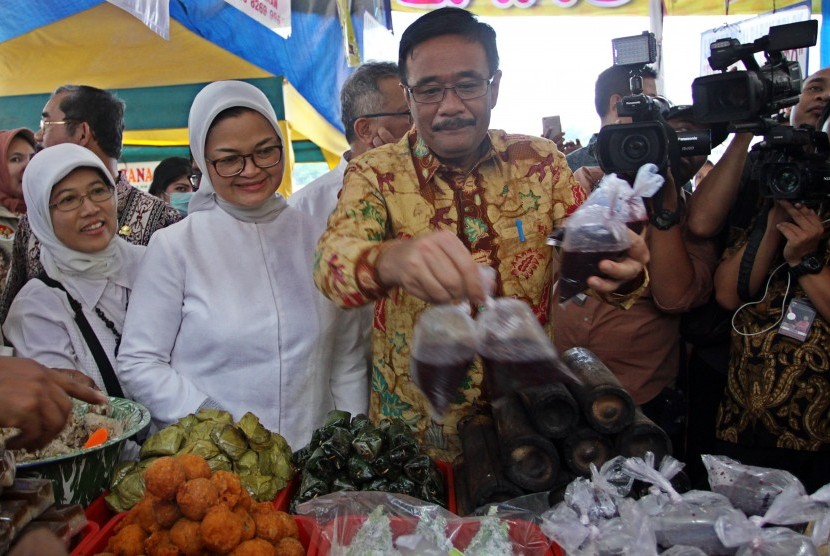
[692,20,830,202]
[596,32,711,177]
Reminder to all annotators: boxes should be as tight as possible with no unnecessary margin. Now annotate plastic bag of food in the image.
[715,485,822,555]
[624,455,736,554]
[410,303,478,419]
[297,491,551,556]
[557,173,633,303]
[703,454,806,517]
[0,448,15,491]
[477,297,579,401]
[589,164,664,233]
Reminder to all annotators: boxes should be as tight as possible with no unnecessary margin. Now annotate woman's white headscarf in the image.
[23,143,142,313]
[188,80,287,222]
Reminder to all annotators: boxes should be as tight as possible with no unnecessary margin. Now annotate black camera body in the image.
[691,20,817,129]
[596,32,711,176]
[757,126,830,202]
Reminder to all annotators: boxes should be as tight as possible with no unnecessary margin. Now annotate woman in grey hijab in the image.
[3,143,143,395]
[117,81,368,449]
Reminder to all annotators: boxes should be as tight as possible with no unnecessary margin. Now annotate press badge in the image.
[778,298,816,342]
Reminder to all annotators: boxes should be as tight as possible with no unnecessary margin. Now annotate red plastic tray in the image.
[83,492,113,528]
[278,460,457,514]
[67,521,100,556]
[312,515,556,556]
[75,512,317,555]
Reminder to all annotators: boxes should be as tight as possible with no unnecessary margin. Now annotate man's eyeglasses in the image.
[349,111,412,127]
[39,119,74,131]
[206,144,283,178]
[49,184,115,212]
[407,78,493,104]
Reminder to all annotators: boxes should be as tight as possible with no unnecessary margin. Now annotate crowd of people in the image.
[0,8,828,527]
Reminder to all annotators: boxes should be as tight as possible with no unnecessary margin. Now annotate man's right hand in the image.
[376,230,486,305]
[0,358,107,450]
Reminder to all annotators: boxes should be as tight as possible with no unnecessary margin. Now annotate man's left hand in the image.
[587,229,650,293]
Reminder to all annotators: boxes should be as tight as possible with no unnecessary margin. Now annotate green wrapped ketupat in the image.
[106,411,294,513]
[291,410,447,508]
[237,412,272,451]
[212,424,249,460]
[139,425,185,457]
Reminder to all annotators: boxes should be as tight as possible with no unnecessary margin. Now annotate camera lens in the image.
[770,166,800,196]
[621,135,649,162]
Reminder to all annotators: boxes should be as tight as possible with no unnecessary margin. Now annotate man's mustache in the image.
[432,118,476,132]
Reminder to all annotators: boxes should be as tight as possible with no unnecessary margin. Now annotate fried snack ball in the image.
[144,456,187,501]
[275,536,305,556]
[176,453,212,480]
[170,518,204,556]
[177,476,219,521]
[145,530,179,556]
[235,507,256,541]
[237,487,254,511]
[200,505,244,554]
[106,523,147,556]
[251,504,296,544]
[229,538,276,556]
[211,470,244,508]
[153,497,182,528]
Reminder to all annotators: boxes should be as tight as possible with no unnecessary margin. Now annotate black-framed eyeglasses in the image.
[407,77,493,104]
[349,110,412,127]
[206,144,283,178]
[49,184,114,212]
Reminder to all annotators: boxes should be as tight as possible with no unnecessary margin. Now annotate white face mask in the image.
[169,191,195,216]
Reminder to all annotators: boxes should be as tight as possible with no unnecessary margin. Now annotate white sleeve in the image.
[3,284,82,371]
[116,231,211,426]
[327,304,370,416]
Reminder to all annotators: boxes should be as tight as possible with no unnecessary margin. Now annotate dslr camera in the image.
[596,32,711,176]
[692,19,830,202]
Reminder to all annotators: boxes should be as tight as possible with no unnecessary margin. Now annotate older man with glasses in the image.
[314,8,650,461]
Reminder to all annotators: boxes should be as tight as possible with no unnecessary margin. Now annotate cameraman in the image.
[554,107,719,453]
[687,68,830,239]
[567,64,658,172]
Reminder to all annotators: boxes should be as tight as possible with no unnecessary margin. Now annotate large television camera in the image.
[692,20,830,202]
[691,20,816,129]
[596,32,711,177]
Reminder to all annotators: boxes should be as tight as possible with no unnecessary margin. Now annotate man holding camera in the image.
[313,7,650,460]
[555,104,719,453]
[699,68,830,491]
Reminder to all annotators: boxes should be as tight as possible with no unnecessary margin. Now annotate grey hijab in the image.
[187,80,287,222]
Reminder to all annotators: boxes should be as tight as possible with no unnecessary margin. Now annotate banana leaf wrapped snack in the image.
[292,410,446,510]
[106,410,293,512]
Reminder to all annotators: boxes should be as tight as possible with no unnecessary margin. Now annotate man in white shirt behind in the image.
[289,62,412,218]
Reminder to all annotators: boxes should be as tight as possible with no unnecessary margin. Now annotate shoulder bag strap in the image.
[36,272,125,398]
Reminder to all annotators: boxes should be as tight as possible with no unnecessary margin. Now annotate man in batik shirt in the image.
[314,7,649,460]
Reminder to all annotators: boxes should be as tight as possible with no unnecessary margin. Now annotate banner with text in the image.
[224,0,291,38]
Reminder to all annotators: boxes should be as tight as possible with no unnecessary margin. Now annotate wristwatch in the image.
[789,252,824,279]
[650,208,681,231]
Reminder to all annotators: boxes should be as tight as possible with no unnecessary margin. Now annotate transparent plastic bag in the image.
[703,454,806,516]
[557,173,633,303]
[589,164,664,234]
[714,485,822,556]
[295,491,552,555]
[624,455,736,554]
[477,297,580,401]
[410,304,479,419]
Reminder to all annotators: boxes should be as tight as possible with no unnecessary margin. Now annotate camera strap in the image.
[737,200,772,302]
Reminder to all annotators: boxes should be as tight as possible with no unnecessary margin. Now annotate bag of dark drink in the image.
[411,304,478,419]
[590,164,664,234]
[624,455,736,554]
[703,454,806,517]
[714,485,822,556]
[558,182,632,304]
[477,297,580,401]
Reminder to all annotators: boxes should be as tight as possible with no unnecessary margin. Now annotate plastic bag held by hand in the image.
[557,175,633,303]
[478,298,580,401]
[411,304,478,419]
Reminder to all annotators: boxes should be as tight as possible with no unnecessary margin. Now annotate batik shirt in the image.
[715,212,830,452]
[314,129,587,460]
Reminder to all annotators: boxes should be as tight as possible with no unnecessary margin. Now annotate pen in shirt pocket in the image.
[515,219,526,242]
